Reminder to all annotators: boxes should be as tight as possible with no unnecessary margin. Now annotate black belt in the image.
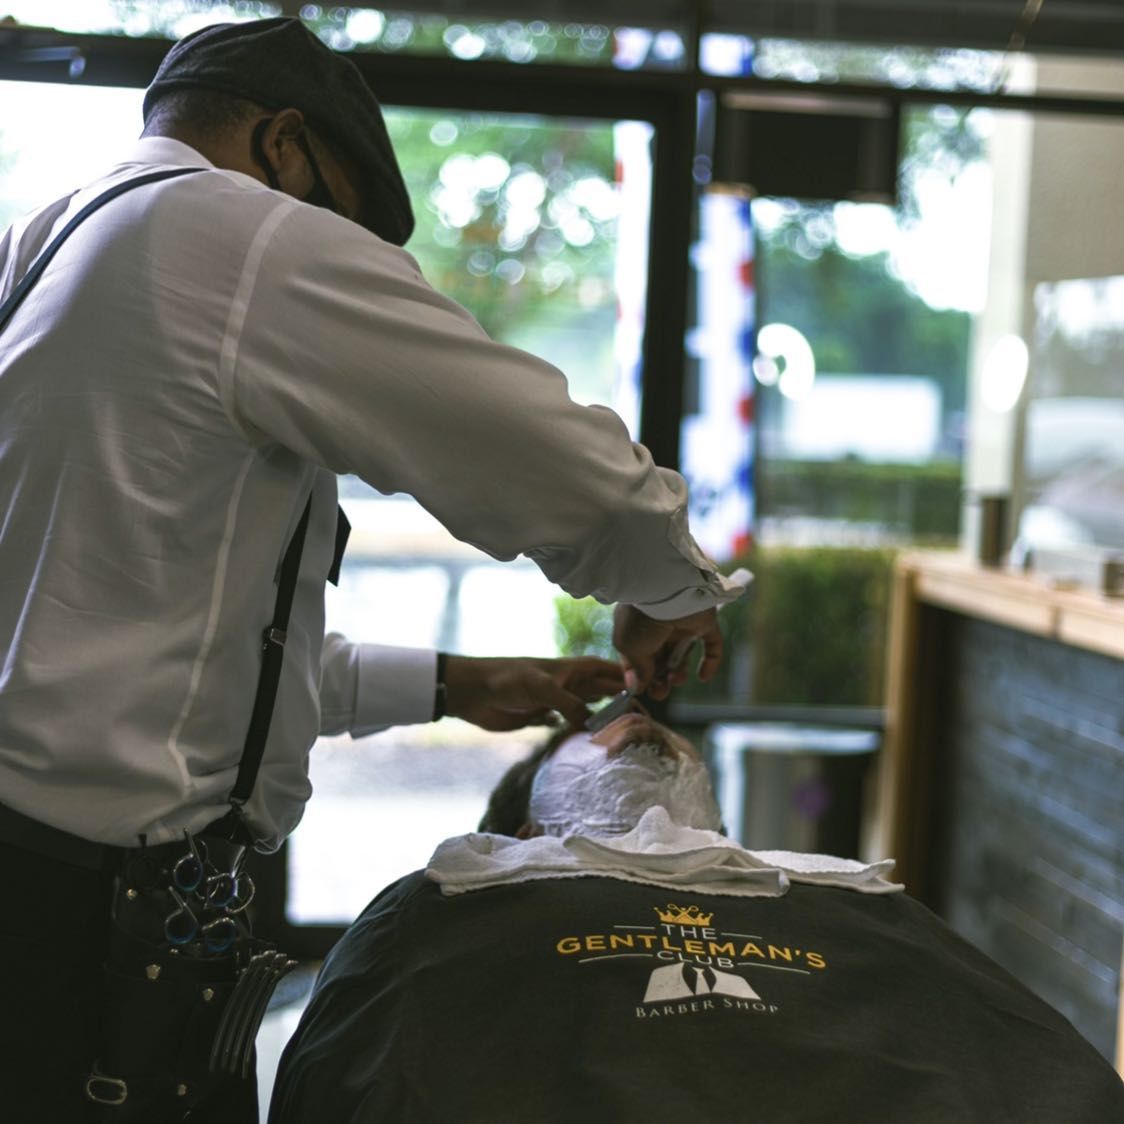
[0,801,243,873]
[0,800,124,872]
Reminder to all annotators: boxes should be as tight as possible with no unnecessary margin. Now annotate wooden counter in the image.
[874,551,1124,1071]
[902,550,1124,659]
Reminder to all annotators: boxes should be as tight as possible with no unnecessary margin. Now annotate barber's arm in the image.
[441,654,624,730]
[318,634,434,737]
[229,209,744,692]
[318,634,624,735]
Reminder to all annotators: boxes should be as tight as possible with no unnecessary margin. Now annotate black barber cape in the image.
[270,872,1123,1123]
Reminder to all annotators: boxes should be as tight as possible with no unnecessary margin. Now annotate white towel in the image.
[426,806,902,898]
[745,848,901,892]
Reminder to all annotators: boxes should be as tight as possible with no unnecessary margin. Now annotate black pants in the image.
[0,838,257,1124]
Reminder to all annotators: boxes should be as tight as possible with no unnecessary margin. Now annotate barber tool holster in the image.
[85,828,296,1121]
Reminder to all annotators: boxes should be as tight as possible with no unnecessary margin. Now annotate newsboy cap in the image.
[143,17,414,245]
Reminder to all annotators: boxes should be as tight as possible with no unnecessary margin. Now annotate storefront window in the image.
[0,2,686,70]
[685,78,999,707]
[751,37,1004,92]
[0,80,142,228]
[752,101,990,549]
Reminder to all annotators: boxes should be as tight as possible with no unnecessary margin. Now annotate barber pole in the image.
[682,185,756,563]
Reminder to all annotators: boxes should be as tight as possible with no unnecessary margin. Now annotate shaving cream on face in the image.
[528,732,721,838]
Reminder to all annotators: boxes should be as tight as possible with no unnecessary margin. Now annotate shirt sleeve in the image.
[319,633,437,736]
[225,206,745,617]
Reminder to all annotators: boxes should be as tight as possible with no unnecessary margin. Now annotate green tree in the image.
[756,237,972,414]
[385,109,619,343]
[746,98,989,450]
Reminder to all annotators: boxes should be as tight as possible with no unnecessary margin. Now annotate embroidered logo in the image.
[553,903,827,1020]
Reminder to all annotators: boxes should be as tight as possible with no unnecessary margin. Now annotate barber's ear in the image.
[257,108,308,177]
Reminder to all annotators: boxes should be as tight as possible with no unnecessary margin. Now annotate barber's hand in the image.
[612,604,722,701]
[443,655,625,731]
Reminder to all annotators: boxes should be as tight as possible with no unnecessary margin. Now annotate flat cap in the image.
[143,17,414,245]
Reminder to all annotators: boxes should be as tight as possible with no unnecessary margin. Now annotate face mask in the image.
[529,733,722,838]
[251,117,339,215]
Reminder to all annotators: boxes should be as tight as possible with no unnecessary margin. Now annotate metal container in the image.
[706,723,880,858]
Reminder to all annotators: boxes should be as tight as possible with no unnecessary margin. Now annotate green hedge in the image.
[760,459,962,538]
[746,545,896,707]
[554,594,615,661]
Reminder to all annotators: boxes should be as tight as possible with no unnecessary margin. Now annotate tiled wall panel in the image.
[929,614,1123,1062]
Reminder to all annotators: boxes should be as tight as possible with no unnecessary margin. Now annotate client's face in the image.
[527,711,721,838]
[588,711,700,762]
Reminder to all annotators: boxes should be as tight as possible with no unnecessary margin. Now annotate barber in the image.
[0,16,742,1123]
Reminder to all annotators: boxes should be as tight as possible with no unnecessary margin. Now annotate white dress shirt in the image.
[0,138,741,849]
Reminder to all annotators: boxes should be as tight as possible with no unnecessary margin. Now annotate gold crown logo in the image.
[655,903,714,926]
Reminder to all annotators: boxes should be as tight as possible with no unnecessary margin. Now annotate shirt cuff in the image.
[353,644,438,735]
[631,568,753,621]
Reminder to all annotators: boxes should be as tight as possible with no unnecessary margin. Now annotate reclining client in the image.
[269,712,1124,1123]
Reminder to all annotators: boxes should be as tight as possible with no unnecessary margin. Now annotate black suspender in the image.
[221,496,312,825]
[1,166,312,846]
